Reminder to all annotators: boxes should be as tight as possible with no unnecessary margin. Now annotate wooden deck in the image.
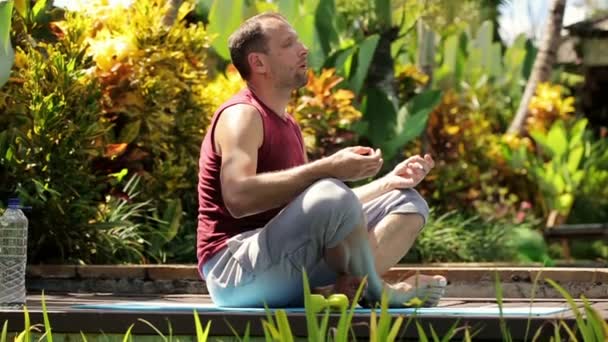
[2,292,607,340]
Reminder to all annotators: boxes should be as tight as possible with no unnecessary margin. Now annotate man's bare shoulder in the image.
[215,103,263,153]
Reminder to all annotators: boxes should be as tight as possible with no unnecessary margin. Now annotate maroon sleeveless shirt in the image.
[197,88,306,276]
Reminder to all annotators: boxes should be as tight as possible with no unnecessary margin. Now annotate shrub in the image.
[0,0,218,263]
[288,68,362,160]
[0,39,109,262]
[406,210,542,263]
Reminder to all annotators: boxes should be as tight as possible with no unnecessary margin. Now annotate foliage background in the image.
[0,0,606,265]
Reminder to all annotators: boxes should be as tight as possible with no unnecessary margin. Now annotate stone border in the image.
[26,265,205,295]
[26,264,608,298]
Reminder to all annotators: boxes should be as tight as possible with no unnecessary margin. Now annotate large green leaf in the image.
[161,199,182,242]
[362,87,397,149]
[546,120,568,158]
[13,0,26,18]
[208,0,246,60]
[314,0,338,56]
[328,46,355,79]
[302,0,320,14]
[194,0,214,23]
[569,118,588,148]
[0,0,14,89]
[387,89,442,158]
[567,145,584,175]
[278,0,298,23]
[292,14,325,69]
[349,34,379,94]
[374,0,391,29]
[119,120,141,144]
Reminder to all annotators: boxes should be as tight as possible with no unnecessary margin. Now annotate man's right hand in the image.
[324,146,383,181]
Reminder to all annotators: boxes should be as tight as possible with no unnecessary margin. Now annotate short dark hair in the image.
[228,12,287,80]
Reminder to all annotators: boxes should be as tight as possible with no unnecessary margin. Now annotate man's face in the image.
[259,18,309,89]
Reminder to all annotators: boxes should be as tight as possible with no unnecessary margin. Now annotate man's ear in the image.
[248,53,266,74]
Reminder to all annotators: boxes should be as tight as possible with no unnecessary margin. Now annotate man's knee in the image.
[306,178,361,212]
[304,178,363,242]
[388,188,430,226]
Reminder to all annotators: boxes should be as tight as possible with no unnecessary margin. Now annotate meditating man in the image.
[197,12,447,308]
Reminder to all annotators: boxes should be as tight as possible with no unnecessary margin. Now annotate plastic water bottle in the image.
[0,198,28,309]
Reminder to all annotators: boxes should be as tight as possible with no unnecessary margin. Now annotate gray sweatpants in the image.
[202,178,429,307]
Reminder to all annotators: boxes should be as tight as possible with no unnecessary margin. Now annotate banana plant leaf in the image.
[0,0,14,88]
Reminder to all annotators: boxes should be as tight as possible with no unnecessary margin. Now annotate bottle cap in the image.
[7,198,21,209]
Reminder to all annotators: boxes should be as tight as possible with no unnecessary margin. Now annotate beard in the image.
[294,68,309,88]
[275,66,309,90]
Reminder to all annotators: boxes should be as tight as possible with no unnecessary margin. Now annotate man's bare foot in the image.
[312,274,367,303]
[363,274,447,308]
[393,274,447,307]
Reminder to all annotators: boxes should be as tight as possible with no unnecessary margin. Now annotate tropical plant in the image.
[403,22,536,216]
[503,119,590,227]
[288,68,363,159]
[406,210,536,263]
[508,0,567,135]
[65,0,215,262]
[0,0,14,88]
[0,40,109,263]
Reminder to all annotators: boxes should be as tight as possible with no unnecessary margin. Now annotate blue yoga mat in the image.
[73,302,568,317]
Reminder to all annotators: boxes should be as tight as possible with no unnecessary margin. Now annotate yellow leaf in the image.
[445,125,460,135]
[14,0,27,18]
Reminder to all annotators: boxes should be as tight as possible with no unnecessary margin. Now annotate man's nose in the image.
[299,42,309,57]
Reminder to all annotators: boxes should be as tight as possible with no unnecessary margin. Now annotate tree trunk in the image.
[161,0,184,28]
[507,0,567,135]
[366,28,399,106]
[417,19,435,153]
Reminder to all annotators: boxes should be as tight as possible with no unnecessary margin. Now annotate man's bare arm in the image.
[352,178,393,204]
[216,104,382,218]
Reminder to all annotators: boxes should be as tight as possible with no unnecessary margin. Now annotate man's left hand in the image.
[382,154,435,190]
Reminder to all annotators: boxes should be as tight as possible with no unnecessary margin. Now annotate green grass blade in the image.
[79,331,89,342]
[40,292,53,342]
[167,319,173,342]
[24,305,31,342]
[387,316,403,342]
[429,325,440,342]
[530,322,546,342]
[318,308,330,341]
[545,279,592,341]
[558,321,578,342]
[377,290,392,341]
[1,321,7,342]
[275,310,294,342]
[463,325,472,342]
[262,320,280,340]
[201,321,211,342]
[242,322,251,342]
[223,317,243,341]
[137,318,167,341]
[193,310,211,342]
[552,321,561,342]
[582,296,605,341]
[370,308,377,341]
[262,322,273,342]
[494,272,512,342]
[193,310,204,341]
[524,269,544,342]
[336,276,368,342]
[302,270,320,342]
[122,324,134,342]
[415,321,429,342]
[439,319,461,342]
[263,304,277,335]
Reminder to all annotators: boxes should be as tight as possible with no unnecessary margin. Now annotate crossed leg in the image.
[318,188,447,307]
[368,213,447,307]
